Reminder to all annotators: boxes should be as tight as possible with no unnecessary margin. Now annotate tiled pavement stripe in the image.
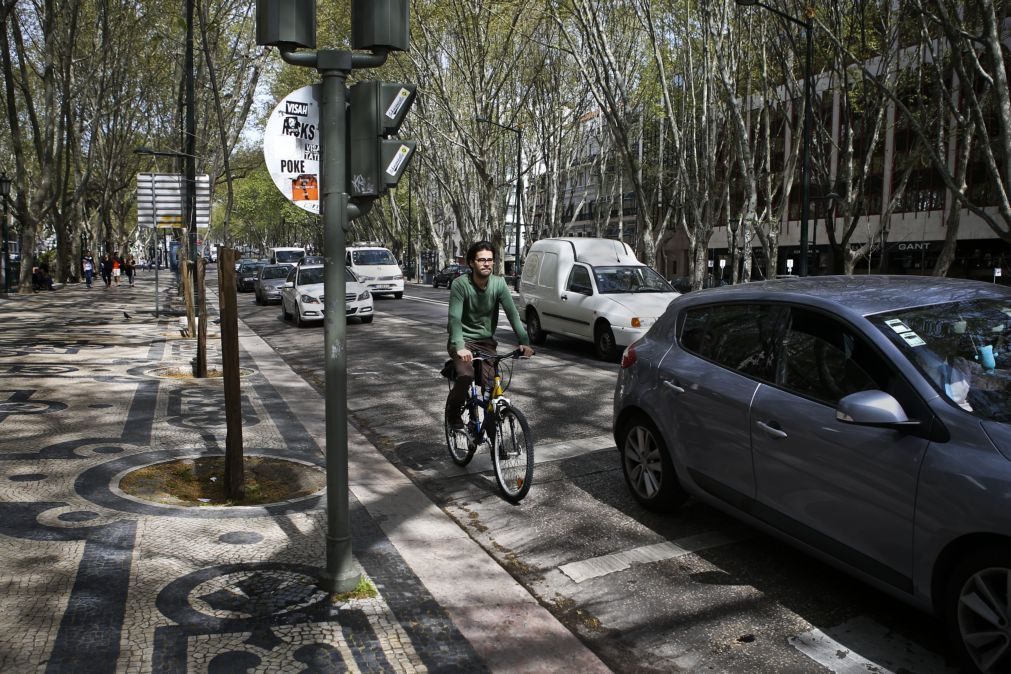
[558,531,743,584]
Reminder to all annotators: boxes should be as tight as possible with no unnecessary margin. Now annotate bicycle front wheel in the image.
[491,403,534,502]
[445,400,477,466]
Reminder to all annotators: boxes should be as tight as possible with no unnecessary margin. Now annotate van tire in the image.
[394,291,403,299]
[594,321,618,361]
[526,308,547,345]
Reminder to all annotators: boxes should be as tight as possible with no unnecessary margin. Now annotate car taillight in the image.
[620,340,638,369]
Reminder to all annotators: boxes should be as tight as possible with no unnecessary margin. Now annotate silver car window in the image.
[679,303,787,382]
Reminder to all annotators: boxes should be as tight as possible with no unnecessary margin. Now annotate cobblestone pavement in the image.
[0,280,609,673]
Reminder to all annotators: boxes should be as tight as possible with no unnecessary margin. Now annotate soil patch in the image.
[119,456,325,506]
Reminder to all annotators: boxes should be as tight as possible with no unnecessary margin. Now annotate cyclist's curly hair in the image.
[466,240,495,264]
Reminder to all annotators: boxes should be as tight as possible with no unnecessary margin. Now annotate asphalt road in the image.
[235,277,962,674]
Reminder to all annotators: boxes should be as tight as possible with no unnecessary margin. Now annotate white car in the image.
[280,264,374,326]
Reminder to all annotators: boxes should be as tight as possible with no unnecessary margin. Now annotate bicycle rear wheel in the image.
[491,403,534,502]
[445,400,478,466]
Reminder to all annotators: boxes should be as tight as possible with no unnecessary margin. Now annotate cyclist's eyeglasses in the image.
[475,257,494,264]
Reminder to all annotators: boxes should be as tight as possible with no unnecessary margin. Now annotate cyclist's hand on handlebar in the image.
[519,345,535,358]
[457,347,473,363]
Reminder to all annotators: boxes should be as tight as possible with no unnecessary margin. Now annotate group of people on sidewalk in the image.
[82,250,137,289]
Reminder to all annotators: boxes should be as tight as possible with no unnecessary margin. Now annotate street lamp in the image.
[736,0,813,277]
[476,116,523,288]
[0,172,11,294]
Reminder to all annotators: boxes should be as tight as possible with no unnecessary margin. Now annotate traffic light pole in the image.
[280,46,386,593]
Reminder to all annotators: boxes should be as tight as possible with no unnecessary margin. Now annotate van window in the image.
[538,252,558,290]
[567,265,593,294]
[273,249,305,264]
[522,252,542,284]
[352,249,396,265]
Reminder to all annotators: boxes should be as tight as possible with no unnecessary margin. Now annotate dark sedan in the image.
[236,260,266,292]
[432,264,470,288]
[613,276,1011,674]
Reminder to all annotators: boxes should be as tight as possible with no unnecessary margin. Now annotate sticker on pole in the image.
[386,145,411,177]
[263,84,321,214]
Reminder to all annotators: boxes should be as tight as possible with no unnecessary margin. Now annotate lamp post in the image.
[0,172,10,294]
[736,0,813,276]
[476,117,523,287]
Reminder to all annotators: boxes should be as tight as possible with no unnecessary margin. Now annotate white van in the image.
[345,243,404,298]
[520,237,679,360]
[269,246,306,265]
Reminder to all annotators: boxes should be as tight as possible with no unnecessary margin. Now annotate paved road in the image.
[237,275,962,673]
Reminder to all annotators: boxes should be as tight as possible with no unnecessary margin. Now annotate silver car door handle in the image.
[756,421,788,439]
[662,380,685,393]
[561,294,568,301]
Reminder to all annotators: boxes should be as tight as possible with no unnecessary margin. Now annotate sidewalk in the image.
[0,280,609,673]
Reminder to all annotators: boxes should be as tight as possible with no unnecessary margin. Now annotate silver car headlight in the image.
[300,294,320,304]
[357,291,370,301]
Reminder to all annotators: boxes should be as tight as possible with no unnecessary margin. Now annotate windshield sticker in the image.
[885,318,912,333]
[899,331,926,347]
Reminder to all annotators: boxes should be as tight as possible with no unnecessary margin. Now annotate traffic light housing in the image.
[348,81,417,199]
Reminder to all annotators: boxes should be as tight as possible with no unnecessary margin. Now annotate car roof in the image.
[674,275,1011,318]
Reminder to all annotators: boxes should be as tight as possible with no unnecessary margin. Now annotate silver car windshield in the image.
[871,299,1011,421]
[262,266,291,279]
[593,266,674,294]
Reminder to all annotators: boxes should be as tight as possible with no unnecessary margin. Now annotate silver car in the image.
[613,276,1011,673]
[254,263,294,305]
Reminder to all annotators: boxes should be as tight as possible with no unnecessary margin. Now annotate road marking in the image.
[414,434,615,480]
[558,530,742,583]
[789,616,958,674]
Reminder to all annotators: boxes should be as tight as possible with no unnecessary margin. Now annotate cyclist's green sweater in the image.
[448,274,530,351]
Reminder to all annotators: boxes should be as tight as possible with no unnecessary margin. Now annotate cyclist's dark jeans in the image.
[446,338,497,423]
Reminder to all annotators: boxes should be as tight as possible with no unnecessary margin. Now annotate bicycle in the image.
[442,348,534,503]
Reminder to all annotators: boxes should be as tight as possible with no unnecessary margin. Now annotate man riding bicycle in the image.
[446,241,534,430]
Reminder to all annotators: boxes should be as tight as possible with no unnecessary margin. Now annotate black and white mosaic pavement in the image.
[0,288,486,673]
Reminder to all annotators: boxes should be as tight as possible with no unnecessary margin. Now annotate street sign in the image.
[786,258,794,270]
[996,268,1002,277]
[263,84,320,214]
[136,173,211,229]
[719,259,726,268]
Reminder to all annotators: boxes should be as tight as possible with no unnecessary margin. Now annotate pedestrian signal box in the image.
[348,81,417,199]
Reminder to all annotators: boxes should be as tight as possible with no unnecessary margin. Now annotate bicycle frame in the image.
[464,356,509,448]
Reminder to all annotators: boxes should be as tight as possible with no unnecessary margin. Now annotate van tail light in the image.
[620,341,639,369]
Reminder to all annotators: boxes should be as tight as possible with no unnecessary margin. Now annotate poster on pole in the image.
[136,173,211,229]
[263,84,320,214]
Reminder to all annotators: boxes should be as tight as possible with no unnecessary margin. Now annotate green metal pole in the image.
[318,52,360,593]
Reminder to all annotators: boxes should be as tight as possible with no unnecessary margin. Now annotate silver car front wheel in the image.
[948,547,1011,673]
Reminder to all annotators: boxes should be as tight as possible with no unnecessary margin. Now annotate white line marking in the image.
[789,616,959,674]
[558,531,742,583]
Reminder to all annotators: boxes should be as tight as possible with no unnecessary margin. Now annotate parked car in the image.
[236,259,267,292]
[280,264,373,326]
[613,275,1011,674]
[520,237,679,360]
[300,255,325,266]
[432,264,470,288]
[234,257,252,272]
[254,263,295,305]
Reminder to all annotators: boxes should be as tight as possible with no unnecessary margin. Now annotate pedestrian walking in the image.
[112,252,122,286]
[100,254,113,288]
[123,256,136,287]
[81,250,95,288]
